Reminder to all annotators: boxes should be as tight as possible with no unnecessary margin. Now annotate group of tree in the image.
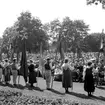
[0,10,104,60]
[1,11,49,59]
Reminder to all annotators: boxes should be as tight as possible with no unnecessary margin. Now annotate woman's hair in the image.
[88,62,92,66]
[13,59,16,62]
[65,59,68,63]
[5,59,8,62]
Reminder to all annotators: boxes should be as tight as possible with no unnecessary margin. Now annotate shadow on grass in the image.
[67,92,90,99]
[50,88,65,95]
[67,91,105,101]
[97,86,105,90]
[28,86,44,92]
[0,82,14,88]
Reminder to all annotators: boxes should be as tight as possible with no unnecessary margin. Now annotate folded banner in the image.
[20,39,28,80]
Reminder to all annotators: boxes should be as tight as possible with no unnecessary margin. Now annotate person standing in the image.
[28,60,37,88]
[51,59,55,89]
[62,58,73,93]
[77,61,83,82]
[0,61,3,82]
[11,58,18,86]
[4,60,11,85]
[83,61,95,96]
[44,57,53,90]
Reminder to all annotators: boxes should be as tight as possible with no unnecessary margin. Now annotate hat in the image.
[87,61,92,66]
[13,58,16,60]
[46,57,50,61]
[5,59,8,62]
[30,59,33,63]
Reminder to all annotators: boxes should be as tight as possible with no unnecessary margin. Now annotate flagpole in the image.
[36,42,43,87]
[97,29,104,64]
[19,28,28,86]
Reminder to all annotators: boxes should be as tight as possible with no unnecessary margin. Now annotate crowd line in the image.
[0,53,105,97]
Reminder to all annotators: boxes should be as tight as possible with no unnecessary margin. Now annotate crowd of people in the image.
[0,52,104,97]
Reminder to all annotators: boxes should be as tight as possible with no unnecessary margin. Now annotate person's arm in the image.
[83,67,86,80]
[50,62,55,70]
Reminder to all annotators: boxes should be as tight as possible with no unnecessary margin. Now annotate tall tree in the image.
[2,11,49,56]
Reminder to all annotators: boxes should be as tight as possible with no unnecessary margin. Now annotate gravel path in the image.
[0,77,105,105]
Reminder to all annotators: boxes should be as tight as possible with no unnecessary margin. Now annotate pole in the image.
[36,69,39,87]
[18,74,20,84]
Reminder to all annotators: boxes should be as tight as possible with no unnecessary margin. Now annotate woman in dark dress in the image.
[84,61,95,96]
[28,60,37,87]
[62,59,73,93]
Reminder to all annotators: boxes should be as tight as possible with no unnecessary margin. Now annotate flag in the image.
[100,38,104,52]
[20,39,28,82]
[100,29,104,52]
[39,43,45,76]
[59,39,65,61]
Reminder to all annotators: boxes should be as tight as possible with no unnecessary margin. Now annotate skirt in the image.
[84,74,95,92]
[62,70,72,88]
[29,71,37,84]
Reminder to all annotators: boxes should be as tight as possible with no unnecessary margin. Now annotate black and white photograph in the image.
[0,0,105,104]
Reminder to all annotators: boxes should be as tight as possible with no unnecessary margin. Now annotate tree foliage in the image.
[1,11,103,59]
[1,11,49,57]
[87,0,105,9]
[46,17,89,54]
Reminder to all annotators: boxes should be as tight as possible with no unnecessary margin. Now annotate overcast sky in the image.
[0,0,105,37]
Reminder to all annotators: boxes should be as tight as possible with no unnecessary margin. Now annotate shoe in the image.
[6,82,9,85]
[66,90,69,93]
[30,85,34,88]
[14,84,17,87]
[47,88,51,90]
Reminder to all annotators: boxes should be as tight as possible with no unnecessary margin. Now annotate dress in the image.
[84,67,95,92]
[62,63,73,88]
[44,62,52,88]
[11,63,18,85]
[28,64,37,84]
[5,65,11,82]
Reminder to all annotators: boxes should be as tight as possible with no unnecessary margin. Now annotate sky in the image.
[0,0,105,37]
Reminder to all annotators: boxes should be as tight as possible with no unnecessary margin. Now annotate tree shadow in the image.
[97,86,105,90]
[0,83,7,87]
[28,86,44,92]
[16,84,26,89]
[0,83,14,88]
[67,92,90,99]
[91,95,105,101]
[50,89,65,95]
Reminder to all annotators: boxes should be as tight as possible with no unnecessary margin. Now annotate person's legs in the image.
[88,92,90,96]
[66,88,69,93]
[45,71,51,89]
[12,70,17,86]
[30,83,33,87]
